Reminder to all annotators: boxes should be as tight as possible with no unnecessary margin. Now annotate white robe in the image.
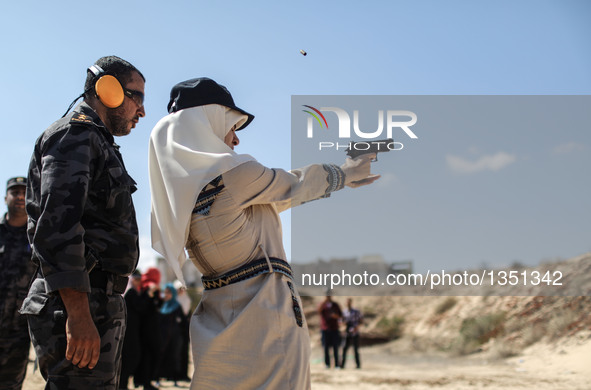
[187,161,340,390]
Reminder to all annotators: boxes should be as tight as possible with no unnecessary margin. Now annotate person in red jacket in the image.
[318,292,343,369]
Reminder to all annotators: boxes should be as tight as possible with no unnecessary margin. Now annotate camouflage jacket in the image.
[0,213,35,330]
[26,102,139,294]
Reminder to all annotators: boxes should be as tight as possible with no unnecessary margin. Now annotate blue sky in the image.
[1,1,589,272]
[290,95,590,273]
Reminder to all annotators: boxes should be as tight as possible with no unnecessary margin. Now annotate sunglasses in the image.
[123,88,145,107]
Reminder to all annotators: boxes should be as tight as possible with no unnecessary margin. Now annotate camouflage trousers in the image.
[21,278,126,390]
[0,331,30,390]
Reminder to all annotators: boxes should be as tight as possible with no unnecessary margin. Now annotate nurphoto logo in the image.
[302,105,418,152]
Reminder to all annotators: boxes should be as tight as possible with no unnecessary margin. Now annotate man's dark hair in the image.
[83,56,145,99]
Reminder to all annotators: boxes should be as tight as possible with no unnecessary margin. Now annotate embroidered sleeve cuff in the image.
[322,164,346,195]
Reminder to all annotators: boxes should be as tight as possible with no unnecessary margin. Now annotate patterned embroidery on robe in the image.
[193,175,225,216]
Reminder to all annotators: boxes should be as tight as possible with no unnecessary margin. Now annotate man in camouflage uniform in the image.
[20,56,145,390]
[0,177,36,390]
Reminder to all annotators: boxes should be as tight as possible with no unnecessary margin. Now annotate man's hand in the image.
[341,154,381,188]
[59,288,101,369]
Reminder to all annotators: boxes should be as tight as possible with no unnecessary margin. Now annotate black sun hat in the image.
[6,176,27,190]
[167,78,254,131]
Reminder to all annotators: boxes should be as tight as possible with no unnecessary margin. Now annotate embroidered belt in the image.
[202,257,293,290]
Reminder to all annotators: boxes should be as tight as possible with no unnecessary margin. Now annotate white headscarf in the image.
[149,104,256,284]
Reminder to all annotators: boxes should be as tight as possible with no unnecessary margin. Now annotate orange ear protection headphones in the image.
[88,64,124,108]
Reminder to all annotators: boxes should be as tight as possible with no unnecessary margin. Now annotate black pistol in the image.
[345,138,394,161]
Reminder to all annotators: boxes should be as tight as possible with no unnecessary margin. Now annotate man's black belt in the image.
[202,257,293,290]
[89,269,128,295]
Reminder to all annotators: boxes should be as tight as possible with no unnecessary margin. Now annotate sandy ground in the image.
[309,341,591,390]
[20,256,591,389]
[21,338,591,390]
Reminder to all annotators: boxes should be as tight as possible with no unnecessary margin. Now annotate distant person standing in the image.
[119,271,143,389]
[135,268,163,390]
[319,293,342,369]
[0,177,36,390]
[158,283,186,384]
[340,298,363,369]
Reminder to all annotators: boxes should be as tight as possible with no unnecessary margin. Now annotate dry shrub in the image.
[460,312,506,344]
[435,297,457,315]
[521,322,547,347]
[449,312,506,355]
[376,315,405,340]
[548,311,579,340]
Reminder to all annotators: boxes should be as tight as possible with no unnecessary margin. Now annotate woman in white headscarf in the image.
[149,78,378,390]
